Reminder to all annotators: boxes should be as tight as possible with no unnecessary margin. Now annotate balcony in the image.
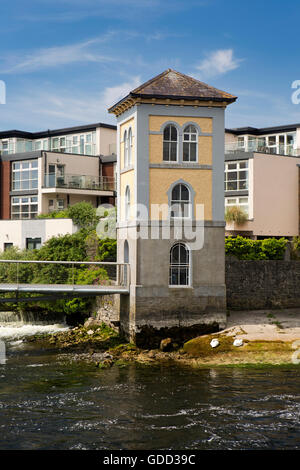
[43,174,116,192]
[225,141,299,157]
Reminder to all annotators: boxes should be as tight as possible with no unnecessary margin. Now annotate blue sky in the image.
[1,0,300,131]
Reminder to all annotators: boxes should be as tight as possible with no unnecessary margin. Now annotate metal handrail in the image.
[0,260,128,266]
[0,260,130,289]
[43,174,116,191]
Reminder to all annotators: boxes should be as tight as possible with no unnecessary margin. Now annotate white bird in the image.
[210,339,219,348]
[233,338,243,347]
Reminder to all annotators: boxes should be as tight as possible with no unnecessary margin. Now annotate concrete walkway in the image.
[223,308,300,342]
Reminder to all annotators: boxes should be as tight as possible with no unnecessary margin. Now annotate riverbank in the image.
[22,308,300,368]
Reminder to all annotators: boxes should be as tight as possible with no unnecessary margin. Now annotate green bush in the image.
[37,201,99,229]
[0,231,117,316]
[225,236,287,260]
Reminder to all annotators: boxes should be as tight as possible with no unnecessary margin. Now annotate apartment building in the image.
[0,123,117,221]
[225,123,300,238]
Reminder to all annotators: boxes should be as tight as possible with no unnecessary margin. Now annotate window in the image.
[11,196,38,219]
[224,160,248,191]
[248,136,256,151]
[48,199,54,211]
[169,243,190,286]
[183,125,197,162]
[57,199,65,210]
[170,183,191,218]
[26,238,41,250]
[4,243,13,251]
[163,125,178,162]
[237,136,245,149]
[128,128,132,166]
[124,130,128,167]
[125,186,130,220]
[225,196,249,216]
[12,160,38,191]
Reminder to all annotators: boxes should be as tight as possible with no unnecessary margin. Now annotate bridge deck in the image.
[0,283,129,295]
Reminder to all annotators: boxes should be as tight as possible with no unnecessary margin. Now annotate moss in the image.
[184,333,237,357]
[114,359,130,368]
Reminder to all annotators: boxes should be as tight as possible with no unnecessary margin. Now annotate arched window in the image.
[169,243,190,286]
[125,186,130,220]
[171,183,191,218]
[124,130,128,167]
[183,124,197,162]
[128,127,132,166]
[163,124,178,162]
[124,240,129,285]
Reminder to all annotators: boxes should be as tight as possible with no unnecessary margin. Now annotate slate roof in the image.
[109,69,237,112]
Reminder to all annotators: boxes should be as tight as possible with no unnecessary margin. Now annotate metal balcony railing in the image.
[43,174,116,191]
[225,141,299,157]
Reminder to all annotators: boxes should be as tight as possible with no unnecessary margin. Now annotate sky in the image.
[1,0,300,132]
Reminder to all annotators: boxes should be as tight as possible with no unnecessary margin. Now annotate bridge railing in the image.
[0,260,130,290]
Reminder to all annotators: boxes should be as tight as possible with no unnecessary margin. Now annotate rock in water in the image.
[210,339,219,348]
[233,338,243,347]
[160,338,172,351]
[87,330,94,335]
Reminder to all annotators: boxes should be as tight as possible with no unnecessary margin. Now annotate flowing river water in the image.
[0,322,300,450]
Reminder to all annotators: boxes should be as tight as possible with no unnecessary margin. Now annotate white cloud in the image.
[195,49,242,79]
[0,34,120,74]
[0,76,141,130]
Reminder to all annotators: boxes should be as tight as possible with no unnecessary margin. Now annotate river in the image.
[0,325,300,450]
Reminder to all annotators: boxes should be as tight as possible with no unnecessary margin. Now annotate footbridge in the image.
[0,260,130,302]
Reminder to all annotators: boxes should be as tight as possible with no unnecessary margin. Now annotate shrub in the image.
[37,201,99,229]
[225,206,248,225]
[225,236,287,260]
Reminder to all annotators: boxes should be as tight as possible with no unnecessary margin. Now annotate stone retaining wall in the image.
[226,257,300,310]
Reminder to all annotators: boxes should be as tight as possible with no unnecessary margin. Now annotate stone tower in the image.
[108,69,237,347]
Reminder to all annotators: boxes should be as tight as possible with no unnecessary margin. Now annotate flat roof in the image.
[0,122,117,139]
[226,123,300,136]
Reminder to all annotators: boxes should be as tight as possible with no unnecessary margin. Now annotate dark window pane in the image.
[179,244,188,263]
[228,172,237,181]
[170,142,177,160]
[172,185,181,200]
[190,143,196,161]
[170,268,178,286]
[163,126,170,140]
[227,182,237,190]
[179,268,188,286]
[170,125,177,141]
[172,245,180,263]
[181,185,189,200]
[163,142,169,161]
[183,143,189,161]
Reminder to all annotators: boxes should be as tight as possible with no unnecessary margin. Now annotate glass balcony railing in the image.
[43,174,116,191]
[225,141,299,157]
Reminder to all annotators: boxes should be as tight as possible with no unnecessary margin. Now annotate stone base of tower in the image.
[117,222,227,348]
[120,286,226,348]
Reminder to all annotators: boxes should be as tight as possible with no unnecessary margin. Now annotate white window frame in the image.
[224,160,248,192]
[169,242,191,287]
[11,196,38,220]
[183,124,198,162]
[12,159,38,191]
[163,124,178,162]
[170,183,191,219]
[225,196,249,217]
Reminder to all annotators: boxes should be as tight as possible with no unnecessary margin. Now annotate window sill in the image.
[169,285,193,289]
[120,165,134,174]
